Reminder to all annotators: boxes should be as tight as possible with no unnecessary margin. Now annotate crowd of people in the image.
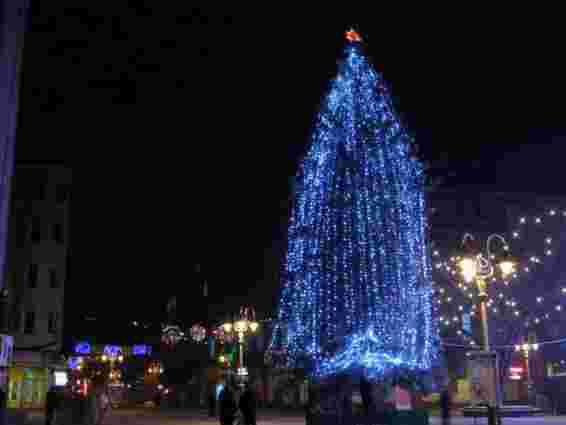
[41,383,111,425]
[0,378,453,425]
[38,379,257,425]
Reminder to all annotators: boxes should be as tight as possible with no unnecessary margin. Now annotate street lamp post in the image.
[101,347,124,385]
[458,233,516,425]
[222,307,259,383]
[515,340,538,403]
[459,234,516,351]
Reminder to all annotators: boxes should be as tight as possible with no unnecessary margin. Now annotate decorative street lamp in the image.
[457,233,516,425]
[515,339,539,402]
[457,233,516,351]
[101,345,124,364]
[221,307,260,379]
[101,345,125,384]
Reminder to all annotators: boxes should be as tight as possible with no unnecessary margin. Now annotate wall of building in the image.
[2,164,70,407]
[6,164,70,349]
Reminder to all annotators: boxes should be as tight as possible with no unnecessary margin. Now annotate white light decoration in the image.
[190,324,207,342]
[162,325,184,346]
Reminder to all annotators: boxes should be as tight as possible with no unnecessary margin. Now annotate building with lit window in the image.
[1,162,71,408]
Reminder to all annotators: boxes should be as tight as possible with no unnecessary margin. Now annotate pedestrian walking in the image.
[45,386,60,425]
[208,387,217,417]
[440,386,451,425]
[360,377,373,415]
[239,383,257,425]
[219,383,237,425]
[96,389,111,425]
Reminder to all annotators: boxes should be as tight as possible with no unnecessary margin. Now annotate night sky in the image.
[17,5,566,328]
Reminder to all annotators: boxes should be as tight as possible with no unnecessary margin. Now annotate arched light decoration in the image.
[74,342,91,355]
[103,345,124,363]
[133,345,152,356]
[162,324,184,346]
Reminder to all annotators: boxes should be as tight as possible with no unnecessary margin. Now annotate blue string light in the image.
[270,33,438,378]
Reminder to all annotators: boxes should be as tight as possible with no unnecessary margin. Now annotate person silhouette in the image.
[219,382,237,425]
[239,382,257,425]
[440,385,452,425]
[45,386,60,425]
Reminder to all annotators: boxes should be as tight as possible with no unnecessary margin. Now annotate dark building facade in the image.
[3,162,70,407]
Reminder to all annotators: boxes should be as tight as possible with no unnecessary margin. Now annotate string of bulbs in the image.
[433,206,566,342]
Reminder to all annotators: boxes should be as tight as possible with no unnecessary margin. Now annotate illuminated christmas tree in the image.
[271,30,438,380]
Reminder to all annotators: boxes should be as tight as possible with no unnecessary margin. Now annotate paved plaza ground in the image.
[15,408,566,425]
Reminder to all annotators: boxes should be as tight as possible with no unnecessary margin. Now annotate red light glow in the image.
[345,30,362,42]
